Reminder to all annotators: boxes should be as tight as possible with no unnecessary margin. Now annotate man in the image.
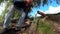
[3,0,33,30]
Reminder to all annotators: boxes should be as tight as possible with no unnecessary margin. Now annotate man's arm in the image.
[37,11,46,17]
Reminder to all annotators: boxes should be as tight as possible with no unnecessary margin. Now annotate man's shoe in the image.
[15,22,32,31]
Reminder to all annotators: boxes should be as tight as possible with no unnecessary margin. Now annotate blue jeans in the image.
[3,5,26,28]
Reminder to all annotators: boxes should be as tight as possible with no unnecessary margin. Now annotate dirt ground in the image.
[44,15,60,34]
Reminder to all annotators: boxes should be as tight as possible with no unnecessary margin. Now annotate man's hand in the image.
[37,11,46,17]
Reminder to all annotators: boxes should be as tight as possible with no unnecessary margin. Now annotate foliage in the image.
[0,1,11,22]
[0,0,4,3]
[12,10,21,19]
[0,1,21,22]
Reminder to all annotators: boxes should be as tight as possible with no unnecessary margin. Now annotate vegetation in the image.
[0,0,4,3]
[34,18,54,34]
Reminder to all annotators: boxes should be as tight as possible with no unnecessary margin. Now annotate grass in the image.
[35,18,54,34]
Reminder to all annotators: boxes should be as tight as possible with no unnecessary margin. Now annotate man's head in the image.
[25,0,33,3]
[24,0,34,5]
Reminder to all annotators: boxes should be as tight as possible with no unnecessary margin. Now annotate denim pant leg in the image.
[3,5,15,28]
[16,9,26,27]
